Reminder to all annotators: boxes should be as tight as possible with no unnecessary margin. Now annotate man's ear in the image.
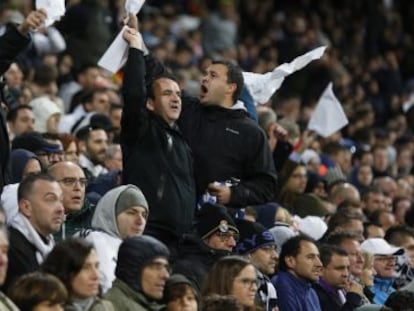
[19,199,32,218]
[78,140,87,154]
[146,98,155,111]
[285,256,296,269]
[226,83,237,96]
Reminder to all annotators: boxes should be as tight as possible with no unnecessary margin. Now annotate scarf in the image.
[10,213,55,264]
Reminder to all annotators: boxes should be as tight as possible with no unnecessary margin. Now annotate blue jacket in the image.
[369,276,395,305]
[274,271,321,311]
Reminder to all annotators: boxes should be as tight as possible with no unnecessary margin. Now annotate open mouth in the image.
[200,85,208,97]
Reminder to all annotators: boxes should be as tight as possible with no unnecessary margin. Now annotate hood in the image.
[92,184,148,238]
[30,96,62,133]
[10,149,40,183]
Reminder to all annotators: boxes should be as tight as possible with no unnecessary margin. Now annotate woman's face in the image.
[286,165,307,193]
[33,302,64,311]
[360,264,376,287]
[357,165,373,186]
[231,264,258,307]
[23,158,42,179]
[167,287,198,311]
[64,141,78,163]
[70,250,100,298]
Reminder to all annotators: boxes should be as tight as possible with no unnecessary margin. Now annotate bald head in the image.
[330,183,361,206]
[48,161,86,213]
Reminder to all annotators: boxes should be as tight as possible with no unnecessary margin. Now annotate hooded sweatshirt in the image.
[79,185,149,293]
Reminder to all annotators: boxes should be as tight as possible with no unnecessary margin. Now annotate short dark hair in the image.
[9,272,67,310]
[6,104,32,122]
[202,294,243,311]
[326,211,363,235]
[279,235,315,272]
[385,225,414,246]
[212,60,244,104]
[385,290,414,311]
[147,72,179,100]
[319,244,348,267]
[324,231,360,246]
[18,173,56,201]
[41,238,95,294]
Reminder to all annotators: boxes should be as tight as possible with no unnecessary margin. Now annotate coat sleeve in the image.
[120,48,148,144]
[0,24,31,75]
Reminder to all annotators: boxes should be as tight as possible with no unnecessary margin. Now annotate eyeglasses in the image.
[236,277,259,289]
[58,177,88,187]
[146,261,171,273]
[215,231,240,242]
[374,255,397,262]
[36,151,64,159]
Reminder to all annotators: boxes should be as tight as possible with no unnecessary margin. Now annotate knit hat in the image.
[163,274,199,303]
[269,224,298,254]
[116,235,170,293]
[196,203,238,239]
[235,219,276,255]
[291,193,330,218]
[115,185,149,217]
[254,202,279,229]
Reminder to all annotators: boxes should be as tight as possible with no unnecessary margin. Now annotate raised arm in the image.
[120,26,148,144]
[0,9,46,75]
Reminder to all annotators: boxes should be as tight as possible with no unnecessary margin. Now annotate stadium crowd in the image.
[2,0,414,310]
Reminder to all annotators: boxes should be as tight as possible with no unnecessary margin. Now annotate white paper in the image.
[36,0,65,27]
[307,82,348,137]
[98,0,146,73]
[125,0,145,14]
[98,26,129,74]
[243,46,327,104]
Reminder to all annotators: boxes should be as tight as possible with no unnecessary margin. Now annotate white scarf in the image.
[10,213,55,264]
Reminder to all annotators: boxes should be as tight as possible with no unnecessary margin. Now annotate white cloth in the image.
[9,213,55,264]
[58,105,86,133]
[78,154,108,178]
[81,231,121,293]
[0,183,19,225]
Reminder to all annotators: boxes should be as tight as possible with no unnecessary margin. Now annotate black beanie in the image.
[163,274,199,303]
[196,203,238,239]
[116,235,170,293]
[235,219,275,255]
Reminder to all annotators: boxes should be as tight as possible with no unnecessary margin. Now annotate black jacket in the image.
[2,227,39,292]
[144,54,277,207]
[173,233,232,292]
[121,49,196,238]
[313,282,364,311]
[0,24,31,193]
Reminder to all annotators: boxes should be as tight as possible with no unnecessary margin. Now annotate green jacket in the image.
[55,199,96,241]
[104,279,165,311]
[65,297,114,311]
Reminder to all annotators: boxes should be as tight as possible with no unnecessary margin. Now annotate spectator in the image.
[6,105,34,140]
[8,272,67,311]
[42,238,114,311]
[174,203,239,291]
[58,133,79,164]
[48,161,93,241]
[3,173,64,292]
[235,219,278,310]
[104,235,170,311]
[384,290,414,311]
[361,238,404,304]
[313,244,364,311]
[274,235,322,311]
[79,184,148,293]
[202,256,259,311]
[163,274,199,311]
[104,144,122,172]
[201,294,243,311]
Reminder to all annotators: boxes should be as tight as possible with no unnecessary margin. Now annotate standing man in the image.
[121,25,195,253]
[274,235,323,311]
[3,173,64,291]
[0,9,47,194]
[127,14,277,208]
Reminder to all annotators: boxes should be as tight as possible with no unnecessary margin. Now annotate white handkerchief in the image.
[98,26,129,74]
[243,46,327,104]
[307,82,348,137]
[125,0,145,14]
[36,0,65,27]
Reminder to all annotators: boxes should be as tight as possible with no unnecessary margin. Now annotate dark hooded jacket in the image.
[10,149,40,183]
[143,53,277,207]
[104,235,169,311]
[121,49,196,239]
[0,24,31,193]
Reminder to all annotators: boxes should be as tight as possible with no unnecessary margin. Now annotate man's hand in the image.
[17,9,47,35]
[123,26,143,50]
[208,183,232,205]
[124,12,139,31]
[346,280,364,296]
